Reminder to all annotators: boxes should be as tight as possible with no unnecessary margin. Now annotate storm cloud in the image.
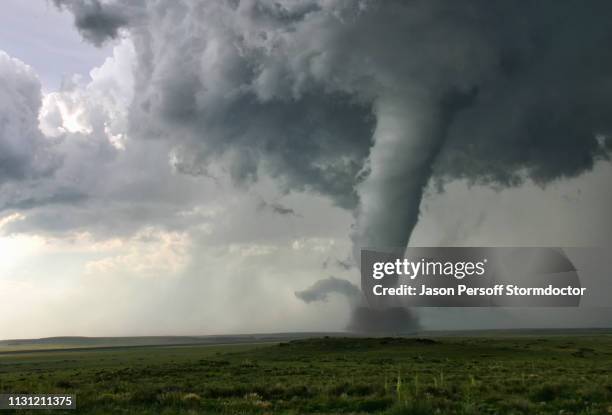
[53,0,612,255]
[53,0,144,46]
[1,0,609,337]
[51,0,612,334]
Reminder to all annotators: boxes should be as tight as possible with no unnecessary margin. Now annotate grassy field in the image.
[1,334,611,414]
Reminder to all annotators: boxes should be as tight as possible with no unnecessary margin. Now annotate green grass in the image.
[1,335,611,414]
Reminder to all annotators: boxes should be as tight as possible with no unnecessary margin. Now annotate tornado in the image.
[55,0,612,332]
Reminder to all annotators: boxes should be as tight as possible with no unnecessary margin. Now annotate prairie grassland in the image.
[0,335,611,414]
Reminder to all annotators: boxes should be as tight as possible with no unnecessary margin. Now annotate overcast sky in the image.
[1,0,611,339]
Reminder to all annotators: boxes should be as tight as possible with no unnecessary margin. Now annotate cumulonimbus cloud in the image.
[54,0,612,255]
[53,0,612,334]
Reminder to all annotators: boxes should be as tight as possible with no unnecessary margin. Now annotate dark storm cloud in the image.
[57,0,612,253]
[52,0,141,46]
[160,91,374,209]
[57,0,612,333]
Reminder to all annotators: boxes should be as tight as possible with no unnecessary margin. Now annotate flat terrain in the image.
[0,333,611,414]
